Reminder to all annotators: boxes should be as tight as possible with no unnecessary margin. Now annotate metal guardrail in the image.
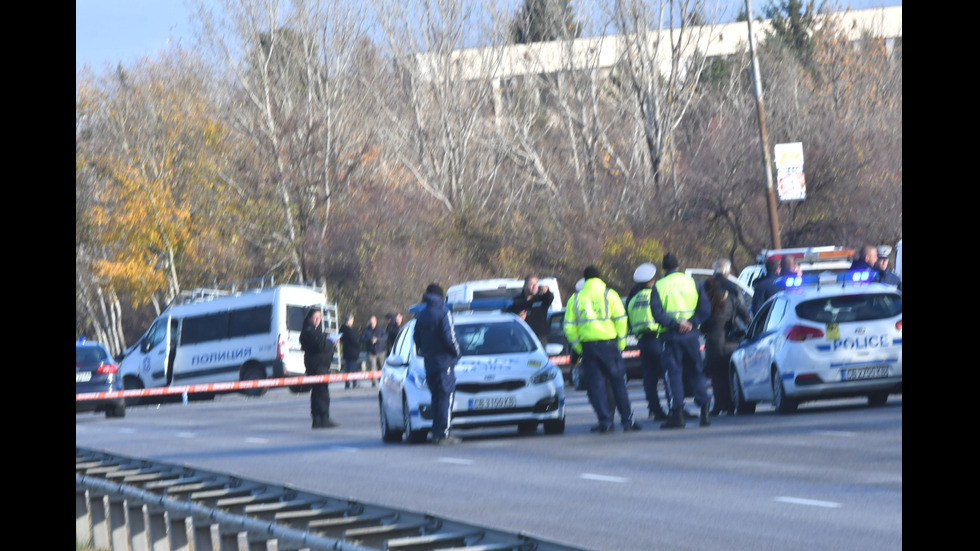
[77,447,591,551]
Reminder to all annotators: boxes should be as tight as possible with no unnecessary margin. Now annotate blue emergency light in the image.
[77,336,87,343]
[837,270,877,283]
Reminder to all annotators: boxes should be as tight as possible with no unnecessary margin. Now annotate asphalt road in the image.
[76,382,902,551]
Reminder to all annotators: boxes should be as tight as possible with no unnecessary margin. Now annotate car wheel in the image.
[380,398,403,443]
[403,396,428,444]
[240,363,267,397]
[867,391,889,407]
[123,375,145,407]
[731,369,756,415]
[571,362,586,391]
[543,416,565,435]
[772,370,798,414]
[106,403,126,418]
[517,421,538,435]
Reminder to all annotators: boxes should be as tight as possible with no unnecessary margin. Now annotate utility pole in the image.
[744,0,782,249]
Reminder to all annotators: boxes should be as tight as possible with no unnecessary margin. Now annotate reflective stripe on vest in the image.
[655,272,698,333]
[627,288,660,335]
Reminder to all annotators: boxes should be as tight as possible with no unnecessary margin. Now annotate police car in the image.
[379,300,566,443]
[729,271,902,414]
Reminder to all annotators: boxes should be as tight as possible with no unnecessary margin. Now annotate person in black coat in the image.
[299,307,337,429]
[702,277,751,416]
[752,258,782,315]
[508,275,554,344]
[339,314,361,389]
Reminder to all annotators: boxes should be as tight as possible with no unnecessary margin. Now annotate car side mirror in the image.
[385,355,407,367]
[545,343,564,357]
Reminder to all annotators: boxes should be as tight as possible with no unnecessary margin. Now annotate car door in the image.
[381,319,415,423]
[737,298,788,401]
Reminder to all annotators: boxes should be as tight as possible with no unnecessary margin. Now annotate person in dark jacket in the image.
[751,258,782,315]
[508,275,554,344]
[360,316,386,388]
[413,284,462,445]
[339,314,361,389]
[702,277,751,416]
[299,307,337,429]
[875,246,902,288]
[384,312,403,356]
[849,245,878,272]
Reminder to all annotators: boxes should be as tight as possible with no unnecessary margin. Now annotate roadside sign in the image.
[775,142,805,201]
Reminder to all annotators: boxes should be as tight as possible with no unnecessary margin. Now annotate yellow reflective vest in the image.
[563,278,628,354]
[627,287,660,336]
[654,272,699,335]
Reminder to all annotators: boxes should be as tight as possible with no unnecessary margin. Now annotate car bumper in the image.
[76,381,125,413]
[407,384,565,430]
[780,347,902,400]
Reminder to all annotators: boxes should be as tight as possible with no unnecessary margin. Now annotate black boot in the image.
[660,408,685,430]
[649,404,669,421]
[699,404,711,427]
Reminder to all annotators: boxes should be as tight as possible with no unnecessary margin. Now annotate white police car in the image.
[379,300,566,443]
[729,271,902,414]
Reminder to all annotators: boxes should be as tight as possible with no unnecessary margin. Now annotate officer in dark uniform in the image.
[300,306,338,429]
[413,284,462,445]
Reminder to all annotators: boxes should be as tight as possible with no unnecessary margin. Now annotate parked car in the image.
[546,308,642,391]
[76,338,126,418]
[728,273,902,414]
[379,310,566,443]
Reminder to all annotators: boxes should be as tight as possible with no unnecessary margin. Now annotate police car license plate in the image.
[470,397,516,410]
[76,372,92,383]
[842,366,889,381]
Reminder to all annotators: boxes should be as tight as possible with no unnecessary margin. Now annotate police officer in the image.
[564,266,641,433]
[875,245,902,288]
[626,263,670,420]
[413,283,462,445]
[299,306,338,429]
[650,253,712,429]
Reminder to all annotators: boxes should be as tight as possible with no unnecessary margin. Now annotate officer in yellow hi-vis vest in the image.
[650,253,712,429]
[626,263,670,421]
[564,266,642,433]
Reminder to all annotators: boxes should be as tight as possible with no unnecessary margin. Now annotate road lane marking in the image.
[328,446,359,453]
[176,432,195,438]
[812,430,857,437]
[579,473,629,483]
[437,458,474,465]
[774,496,842,508]
[245,437,268,444]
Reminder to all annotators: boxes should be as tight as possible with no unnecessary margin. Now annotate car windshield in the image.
[76,345,110,366]
[456,321,536,356]
[795,292,902,324]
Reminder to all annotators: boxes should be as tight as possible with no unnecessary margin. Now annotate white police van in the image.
[446,278,562,315]
[118,277,339,400]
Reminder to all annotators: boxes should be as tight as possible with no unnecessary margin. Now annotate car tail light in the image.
[895,319,902,331]
[785,325,824,341]
[96,363,119,375]
[277,333,286,360]
[794,373,821,386]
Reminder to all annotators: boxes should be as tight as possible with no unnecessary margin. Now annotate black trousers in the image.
[310,365,331,419]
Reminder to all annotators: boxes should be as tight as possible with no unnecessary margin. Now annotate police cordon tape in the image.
[75,370,382,401]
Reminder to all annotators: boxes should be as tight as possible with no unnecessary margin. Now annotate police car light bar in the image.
[837,270,878,283]
[408,298,514,314]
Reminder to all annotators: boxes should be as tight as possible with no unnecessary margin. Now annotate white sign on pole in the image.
[774,142,805,201]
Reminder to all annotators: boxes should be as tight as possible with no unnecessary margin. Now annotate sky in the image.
[76,0,902,74]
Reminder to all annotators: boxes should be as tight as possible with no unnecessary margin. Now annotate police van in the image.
[446,278,563,315]
[118,277,339,400]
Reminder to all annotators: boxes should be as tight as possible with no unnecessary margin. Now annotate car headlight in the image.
[530,366,558,385]
[407,369,428,390]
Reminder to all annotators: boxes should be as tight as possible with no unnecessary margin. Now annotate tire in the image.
[731,369,756,415]
[543,416,566,435]
[571,362,586,391]
[772,370,798,414]
[517,421,538,435]
[105,403,126,418]
[123,375,145,407]
[240,364,267,397]
[380,399,403,443]
[403,396,428,444]
[867,391,889,407]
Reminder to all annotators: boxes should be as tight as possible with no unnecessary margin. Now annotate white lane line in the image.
[812,430,857,437]
[774,496,842,508]
[118,428,137,434]
[176,432,196,438]
[437,458,474,465]
[244,437,268,444]
[328,446,359,453]
[579,473,629,483]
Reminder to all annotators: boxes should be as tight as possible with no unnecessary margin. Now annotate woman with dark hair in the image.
[701,277,751,416]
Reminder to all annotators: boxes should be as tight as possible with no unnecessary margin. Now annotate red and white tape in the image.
[76,370,381,401]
